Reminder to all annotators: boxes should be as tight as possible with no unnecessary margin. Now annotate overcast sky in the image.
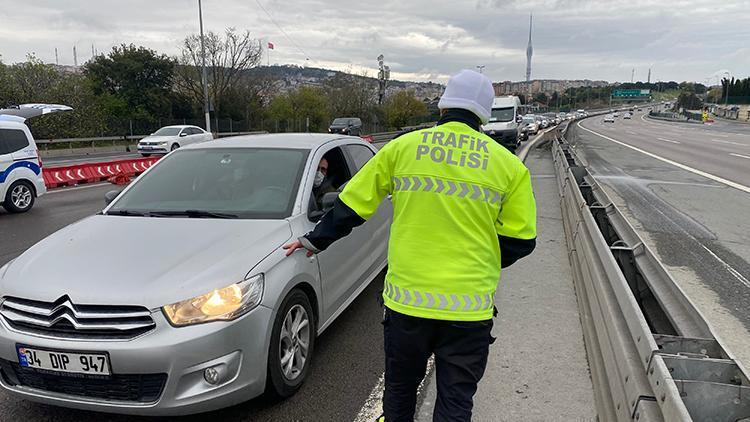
[0,0,747,84]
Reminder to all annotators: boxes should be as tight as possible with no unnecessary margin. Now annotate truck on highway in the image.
[481,96,522,153]
[0,104,72,213]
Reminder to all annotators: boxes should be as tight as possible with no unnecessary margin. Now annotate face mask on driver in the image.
[314,170,325,188]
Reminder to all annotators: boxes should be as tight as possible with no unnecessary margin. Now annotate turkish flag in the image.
[267,42,274,50]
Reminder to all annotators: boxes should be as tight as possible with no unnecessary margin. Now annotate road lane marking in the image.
[699,244,750,289]
[656,137,681,144]
[711,139,747,147]
[354,355,435,421]
[730,153,750,160]
[577,121,750,194]
[46,182,111,194]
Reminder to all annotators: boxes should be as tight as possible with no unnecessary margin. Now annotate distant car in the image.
[522,116,539,134]
[328,117,362,136]
[612,112,619,118]
[623,113,632,119]
[138,125,213,156]
[603,114,615,123]
[0,104,73,213]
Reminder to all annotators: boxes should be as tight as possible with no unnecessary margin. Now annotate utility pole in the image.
[647,68,651,84]
[377,54,390,105]
[73,46,78,67]
[631,68,635,83]
[198,0,212,133]
[54,48,59,65]
[476,65,485,74]
[724,72,731,105]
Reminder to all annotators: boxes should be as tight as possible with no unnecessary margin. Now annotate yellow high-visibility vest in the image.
[339,121,537,321]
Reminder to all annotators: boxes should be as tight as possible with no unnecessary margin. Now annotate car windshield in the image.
[522,117,535,123]
[108,148,309,219]
[332,118,350,125]
[489,107,514,122]
[152,127,182,136]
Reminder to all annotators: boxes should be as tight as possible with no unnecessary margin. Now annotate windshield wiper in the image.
[106,209,146,217]
[148,210,239,219]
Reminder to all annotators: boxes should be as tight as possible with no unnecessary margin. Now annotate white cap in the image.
[438,69,494,125]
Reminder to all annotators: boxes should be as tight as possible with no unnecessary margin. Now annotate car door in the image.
[342,143,391,274]
[0,131,13,194]
[184,127,199,146]
[307,144,377,322]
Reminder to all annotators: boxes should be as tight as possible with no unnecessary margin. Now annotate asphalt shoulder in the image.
[416,146,597,421]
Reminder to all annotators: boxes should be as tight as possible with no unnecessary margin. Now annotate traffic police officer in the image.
[284,69,537,421]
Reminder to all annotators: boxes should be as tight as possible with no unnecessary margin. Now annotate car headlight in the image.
[163,274,264,326]
[158,141,168,145]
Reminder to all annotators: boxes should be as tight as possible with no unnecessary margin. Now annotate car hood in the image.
[482,121,515,131]
[0,215,292,309]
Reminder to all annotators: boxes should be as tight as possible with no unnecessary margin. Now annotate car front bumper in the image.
[137,145,168,154]
[0,305,274,416]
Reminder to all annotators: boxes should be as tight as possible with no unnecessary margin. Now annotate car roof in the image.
[182,133,363,150]
[160,125,198,129]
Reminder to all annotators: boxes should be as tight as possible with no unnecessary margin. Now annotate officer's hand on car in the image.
[283,240,315,257]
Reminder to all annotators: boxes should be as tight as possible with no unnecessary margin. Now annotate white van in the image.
[481,96,522,153]
[0,104,72,213]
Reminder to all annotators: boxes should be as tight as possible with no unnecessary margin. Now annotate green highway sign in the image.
[612,89,651,98]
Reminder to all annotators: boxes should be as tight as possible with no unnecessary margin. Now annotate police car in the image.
[0,104,72,213]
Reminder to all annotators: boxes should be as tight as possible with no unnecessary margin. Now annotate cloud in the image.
[0,0,748,83]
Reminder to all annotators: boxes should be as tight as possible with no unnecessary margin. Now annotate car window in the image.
[153,127,181,136]
[0,129,30,154]
[344,144,374,173]
[109,148,309,219]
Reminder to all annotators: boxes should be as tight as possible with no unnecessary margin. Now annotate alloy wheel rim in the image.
[279,304,310,381]
[11,185,31,209]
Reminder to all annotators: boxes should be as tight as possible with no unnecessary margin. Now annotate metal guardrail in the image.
[553,123,750,421]
[35,131,268,150]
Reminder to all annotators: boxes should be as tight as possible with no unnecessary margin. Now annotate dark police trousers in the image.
[382,307,494,422]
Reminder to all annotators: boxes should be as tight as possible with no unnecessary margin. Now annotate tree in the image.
[266,86,331,132]
[533,92,548,105]
[176,27,262,118]
[382,90,428,129]
[324,70,378,119]
[85,44,175,120]
[677,91,702,110]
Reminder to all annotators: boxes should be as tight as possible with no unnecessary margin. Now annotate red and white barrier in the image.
[43,157,161,189]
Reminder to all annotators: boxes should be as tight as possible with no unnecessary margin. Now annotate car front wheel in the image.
[266,288,315,398]
[3,180,35,213]
[171,143,180,151]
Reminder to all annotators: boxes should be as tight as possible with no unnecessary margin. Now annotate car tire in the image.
[171,143,180,151]
[266,288,316,398]
[3,180,35,213]
[141,153,151,157]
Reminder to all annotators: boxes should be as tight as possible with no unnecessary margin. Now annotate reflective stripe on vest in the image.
[392,175,505,205]
[384,280,493,312]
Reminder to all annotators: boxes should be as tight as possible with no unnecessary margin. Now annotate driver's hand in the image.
[283,240,314,257]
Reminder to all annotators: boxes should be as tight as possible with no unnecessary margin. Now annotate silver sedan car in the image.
[0,134,391,415]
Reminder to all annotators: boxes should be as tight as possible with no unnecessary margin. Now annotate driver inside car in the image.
[312,157,336,209]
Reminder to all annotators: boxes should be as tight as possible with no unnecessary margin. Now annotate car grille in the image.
[0,296,155,340]
[0,359,167,403]
[139,141,159,146]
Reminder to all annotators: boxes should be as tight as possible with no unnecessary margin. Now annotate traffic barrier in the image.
[43,157,160,189]
[553,120,750,421]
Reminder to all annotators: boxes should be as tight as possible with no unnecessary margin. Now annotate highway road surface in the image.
[0,183,388,421]
[573,110,750,368]
[44,151,144,167]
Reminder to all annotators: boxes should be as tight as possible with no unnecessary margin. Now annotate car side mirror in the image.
[179,132,188,137]
[104,190,120,204]
[515,116,523,123]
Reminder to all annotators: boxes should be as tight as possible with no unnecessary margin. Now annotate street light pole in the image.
[198,0,211,133]
[723,72,731,106]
